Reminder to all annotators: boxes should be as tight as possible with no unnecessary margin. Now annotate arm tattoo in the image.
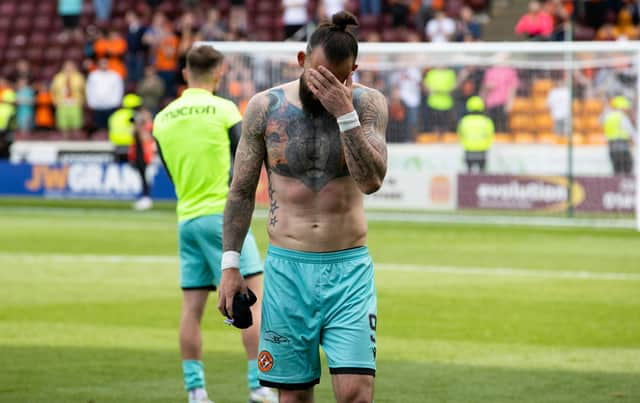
[341,88,388,194]
[223,94,268,252]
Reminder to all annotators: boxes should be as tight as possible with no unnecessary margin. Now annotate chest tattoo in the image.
[264,89,350,192]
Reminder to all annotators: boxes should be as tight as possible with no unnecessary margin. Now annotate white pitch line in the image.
[1,253,639,281]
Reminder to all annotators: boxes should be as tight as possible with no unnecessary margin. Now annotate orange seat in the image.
[511,97,532,113]
[532,79,554,98]
[442,132,459,143]
[573,133,586,145]
[534,114,554,132]
[583,98,604,115]
[584,116,602,131]
[417,133,438,144]
[573,118,587,132]
[510,115,533,131]
[572,99,583,115]
[537,132,557,144]
[532,97,549,113]
[493,132,512,143]
[586,132,607,145]
[514,132,535,143]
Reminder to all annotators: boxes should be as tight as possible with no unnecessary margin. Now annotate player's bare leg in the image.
[243,274,278,402]
[180,289,212,402]
[332,374,374,403]
[279,388,314,403]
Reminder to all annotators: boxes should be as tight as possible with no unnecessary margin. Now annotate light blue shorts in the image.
[178,214,262,290]
[258,245,377,389]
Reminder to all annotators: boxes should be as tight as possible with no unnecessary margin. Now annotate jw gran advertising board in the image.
[458,174,635,213]
[0,162,176,200]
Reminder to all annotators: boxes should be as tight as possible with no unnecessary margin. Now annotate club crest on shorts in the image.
[258,350,274,372]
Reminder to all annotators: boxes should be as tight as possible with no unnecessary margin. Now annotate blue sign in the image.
[0,161,176,200]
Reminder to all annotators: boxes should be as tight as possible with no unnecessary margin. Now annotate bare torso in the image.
[262,81,369,251]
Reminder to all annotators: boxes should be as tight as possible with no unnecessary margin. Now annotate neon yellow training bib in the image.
[153,88,242,222]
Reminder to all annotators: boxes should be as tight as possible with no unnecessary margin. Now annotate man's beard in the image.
[299,73,327,117]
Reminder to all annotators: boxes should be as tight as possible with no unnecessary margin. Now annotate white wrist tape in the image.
[221,251,240,271]
[337,110,360,133]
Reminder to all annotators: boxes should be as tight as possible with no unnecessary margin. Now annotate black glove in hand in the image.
[225,288,257,329]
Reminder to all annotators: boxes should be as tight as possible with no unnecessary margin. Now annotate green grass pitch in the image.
[1,206,639,402]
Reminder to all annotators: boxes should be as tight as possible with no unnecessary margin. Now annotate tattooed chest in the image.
[264,106,349,192]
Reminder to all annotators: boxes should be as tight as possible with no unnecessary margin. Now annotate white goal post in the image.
[200,40,640,231]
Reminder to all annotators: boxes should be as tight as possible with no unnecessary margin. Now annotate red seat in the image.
[29,32,48,47]
[25,48,44,65]
[0,17,13,32]
[17,2,36,16]
[0,2,16,16]
[5,47,23,64]
[13,16,31,34]
[33,16,52,31]
[45,47,64,64]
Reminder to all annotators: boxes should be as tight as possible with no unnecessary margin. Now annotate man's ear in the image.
[352,63,358,73]
[182,68,189,84]
[297,51,306,68]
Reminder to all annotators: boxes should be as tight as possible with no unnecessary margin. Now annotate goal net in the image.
[202,41,639,230]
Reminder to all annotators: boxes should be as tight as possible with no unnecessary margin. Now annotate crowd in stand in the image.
[1,0,638,143]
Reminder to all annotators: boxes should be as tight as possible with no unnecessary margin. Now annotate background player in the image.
[153,45,278,403]
[218,11,388,403]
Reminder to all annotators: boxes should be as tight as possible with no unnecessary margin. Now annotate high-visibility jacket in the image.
[603,110,632,141]
[108,108,135,146]
[457,113,495,152]
[0,102,16,131]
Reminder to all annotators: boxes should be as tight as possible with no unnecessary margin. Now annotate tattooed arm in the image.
[307,66,388,194]
[341,89,388,194]
[218,93,268,318]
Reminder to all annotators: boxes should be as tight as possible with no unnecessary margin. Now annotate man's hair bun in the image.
[331,11,359,31]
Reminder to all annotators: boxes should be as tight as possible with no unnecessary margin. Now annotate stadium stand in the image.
[0,0,633,145]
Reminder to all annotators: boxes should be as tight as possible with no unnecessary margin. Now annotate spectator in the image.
[137,66,165,115]
[51,61,86,138]
[153,21,179,98]
[143,12,168,64]
[456,6,482,41]
[125,11,148,86]
[480,56,519,133]
[200,8,227,41]
[595,22,620,41]
[416,0,435,34]
[390,0,412,28]
[616,9,638,40]
[360,0,382,16]
[34,82,55,131]
[283,0,309,39]
[58,0,83,42]
[10,60,33,84]
[95,29,128,78]
[176,12,202,91]
[426,11,456,42]
[86,58,124,131]
[514,0,554,40]
[546,80,569,135]
[93,0,113,25]
[0,77,10,97]
[390,66,422,141]
[423,66,457,135]
[0,89,17,159]
[547,0,569,41]
[594,61,636,102]
[15,78,35,133]
[83,25,103,63]
[387,87,408,142]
